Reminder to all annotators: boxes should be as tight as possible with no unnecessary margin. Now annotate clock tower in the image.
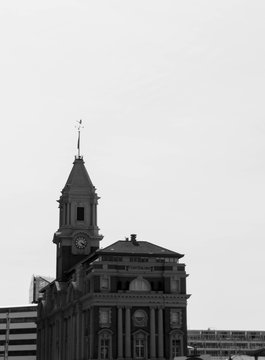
[53,155,103,280]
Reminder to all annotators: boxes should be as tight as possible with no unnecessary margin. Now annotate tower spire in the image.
[76,119,84,158]
[54,136,103,279]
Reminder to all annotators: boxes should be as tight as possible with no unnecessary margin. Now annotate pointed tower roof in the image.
[62,157,95,194]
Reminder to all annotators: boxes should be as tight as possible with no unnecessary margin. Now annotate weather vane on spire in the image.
[76,119,84,158]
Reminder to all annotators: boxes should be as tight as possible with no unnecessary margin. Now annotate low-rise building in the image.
[188,329,265,360]
[0,304,37,360]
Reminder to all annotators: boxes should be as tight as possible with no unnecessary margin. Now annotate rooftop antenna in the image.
[75,119,84,158]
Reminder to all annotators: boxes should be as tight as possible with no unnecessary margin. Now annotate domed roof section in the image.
[62,157,96,194]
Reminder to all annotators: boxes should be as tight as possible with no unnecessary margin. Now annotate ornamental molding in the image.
[81,292,189,309]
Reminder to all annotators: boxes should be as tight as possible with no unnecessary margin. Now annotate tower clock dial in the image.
[75,235,87,249]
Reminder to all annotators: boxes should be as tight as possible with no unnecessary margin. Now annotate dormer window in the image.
[77,207,84,221]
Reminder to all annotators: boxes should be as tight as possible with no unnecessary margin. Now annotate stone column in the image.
[75,305,81,360]
[150,307,156,359]
[72,313,76,360]
[158,308,164,359]
[52,323,56,360]
[62,318,66,360]
[91,203,94,226]
[89,307,94,359]
[68,317,71,360]
[118,307,123,358]
[95,200,98,226]
[57,316,62,360]
[66,203,70,225]
[65,203,68,225]
[125,307,131,358]
[69,203,72,225]
[80,310,85,359]
[45,320,49,360]
[64,203,67,225]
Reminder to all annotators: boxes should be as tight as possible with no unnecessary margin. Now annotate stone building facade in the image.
[37,156,190,360]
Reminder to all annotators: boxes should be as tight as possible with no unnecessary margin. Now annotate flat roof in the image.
[0,304,37,309]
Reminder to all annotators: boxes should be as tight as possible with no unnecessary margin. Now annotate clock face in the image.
[75,235,87,249]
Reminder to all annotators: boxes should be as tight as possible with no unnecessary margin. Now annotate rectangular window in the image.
[171,278,180,293]
[100,338,110,359]
[170,309,182,328]
[77,207,85,221]
[135,339,145,358]
[99,308,111,327]
[100,276,110,291]
[172,339,181,357]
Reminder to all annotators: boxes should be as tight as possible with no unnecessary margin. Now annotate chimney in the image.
[130,234,139,246]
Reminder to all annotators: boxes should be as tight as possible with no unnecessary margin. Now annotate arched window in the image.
[98,330,112,360]
[129,276,151,292]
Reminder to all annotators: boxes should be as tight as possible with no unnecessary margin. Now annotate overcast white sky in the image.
[1,0,265,330]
